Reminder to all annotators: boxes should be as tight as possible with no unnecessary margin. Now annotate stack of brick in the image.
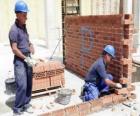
[32,60,65,91]
[64,14,133,83]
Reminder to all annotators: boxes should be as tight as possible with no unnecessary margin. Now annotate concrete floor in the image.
[0,41,140,116]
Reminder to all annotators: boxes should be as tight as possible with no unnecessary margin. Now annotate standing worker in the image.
[81,45,122,101]
[9,1,34,115]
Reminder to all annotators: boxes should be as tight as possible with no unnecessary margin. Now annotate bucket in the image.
[56,89,72,105]
[5,78,16,95]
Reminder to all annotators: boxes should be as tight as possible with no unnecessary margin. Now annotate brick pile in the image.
[32,60,65,91]
[64,14,133,83]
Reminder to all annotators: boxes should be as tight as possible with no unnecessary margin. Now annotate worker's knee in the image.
[81,82,99,101]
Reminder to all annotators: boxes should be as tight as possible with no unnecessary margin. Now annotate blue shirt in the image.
[85,57,108,85]
[9,20,30,54]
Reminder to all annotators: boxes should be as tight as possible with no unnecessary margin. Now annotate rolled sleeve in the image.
[9,30,18,43]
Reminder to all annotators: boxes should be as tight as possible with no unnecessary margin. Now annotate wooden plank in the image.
[32,86,62,97]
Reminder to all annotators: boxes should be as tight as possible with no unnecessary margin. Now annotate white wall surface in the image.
[80,0,120,16]
[0,0,46,42]
[123,0,132,14]
[133,0,140,53]
[45,0,62,52]
[80,0,91,15]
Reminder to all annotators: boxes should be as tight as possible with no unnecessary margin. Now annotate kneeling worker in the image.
[82,45,122,101]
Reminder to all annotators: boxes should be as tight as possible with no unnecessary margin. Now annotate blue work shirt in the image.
[9,19,30,54]
[85,57,108,86]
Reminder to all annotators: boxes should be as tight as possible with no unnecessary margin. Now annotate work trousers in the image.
[82,74,113,101]
[13,59,32,113]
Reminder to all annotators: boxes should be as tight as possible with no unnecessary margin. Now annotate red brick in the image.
[50,75,62,87]
[127,85,135,91]
[77,102,91,116]
[100,95,113,106]
[114,88,129,95]
[89,99,102,113]
[32,77,50,91]
[40,112,52,116]
[51,109,65,116]
[121,58,132,65]
[112,94,127,104]
[65,105,79,116]
[123,39,130,45]
[123,20,133,25]
[119,78,128,84]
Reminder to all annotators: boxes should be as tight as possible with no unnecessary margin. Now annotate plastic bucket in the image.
[5,78,16,94]
[56,89,72,105]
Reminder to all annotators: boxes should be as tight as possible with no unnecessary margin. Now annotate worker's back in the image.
[85,57,107,86]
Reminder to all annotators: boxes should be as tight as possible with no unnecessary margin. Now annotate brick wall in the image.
[64,14,133,82]
[40,91,135,116]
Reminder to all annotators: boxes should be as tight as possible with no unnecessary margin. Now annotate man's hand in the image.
[24,57,35,67]
[115,83,122,89]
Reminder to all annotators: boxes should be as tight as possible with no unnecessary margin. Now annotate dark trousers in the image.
[82,74,113,101]
[13,59,32,113]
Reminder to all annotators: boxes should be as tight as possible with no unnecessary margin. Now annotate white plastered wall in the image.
[80,0,120,16]
[0,0,46,42]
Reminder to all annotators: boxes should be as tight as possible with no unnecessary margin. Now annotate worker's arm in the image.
[105,79,122,88]
[105,79,116,87]
[9,30,26,59]
[11,42,26,60]
[11,42,34,67]
[96,64,122,89]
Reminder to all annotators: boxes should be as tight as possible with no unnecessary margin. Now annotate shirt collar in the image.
[15,19,26,30]
[102,57,107,68]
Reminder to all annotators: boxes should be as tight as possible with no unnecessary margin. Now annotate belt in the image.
[14,52,30,62]
[23,52,30,57]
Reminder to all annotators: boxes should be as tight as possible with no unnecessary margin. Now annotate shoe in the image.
[23,104,34,114]
[13,111,23,116]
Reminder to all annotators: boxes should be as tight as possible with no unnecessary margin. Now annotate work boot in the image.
[23,104,34,113]
[13,107,24,116]
[13,110,24,116]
